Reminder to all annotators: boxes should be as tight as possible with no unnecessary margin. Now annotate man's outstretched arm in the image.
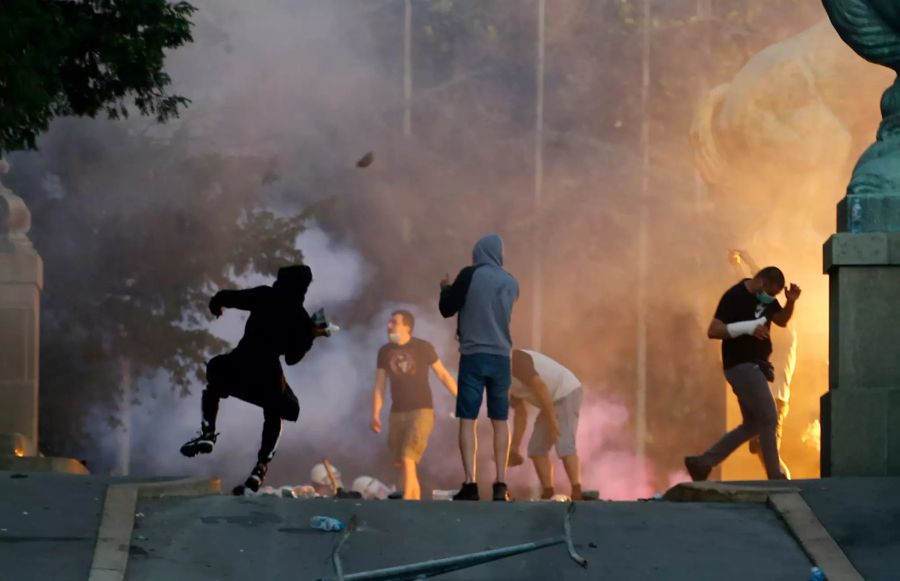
[431,359,458,398]
[209,287,270,316]
[371,369,387,433]
[510,396,528,453]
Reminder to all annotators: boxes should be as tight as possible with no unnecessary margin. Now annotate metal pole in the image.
[117,357,132,476]
[636,0,651,490]
[403,0,413,137]
[532,0,546,351]
[694,0,711,211]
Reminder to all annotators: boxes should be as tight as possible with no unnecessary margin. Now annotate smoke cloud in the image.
[8,0,884,496]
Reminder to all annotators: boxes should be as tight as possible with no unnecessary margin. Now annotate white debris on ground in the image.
[245,476,394,500]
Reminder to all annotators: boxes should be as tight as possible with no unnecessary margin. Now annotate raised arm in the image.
[371,369,387,433]
[439,268,470,318]
[430,359,458,398]
[209,286,270,316]
[771,284,801,327]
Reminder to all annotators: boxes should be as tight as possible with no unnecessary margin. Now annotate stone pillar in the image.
[0,164,42,456]
[821,0,900,476]
[822,234,900,475]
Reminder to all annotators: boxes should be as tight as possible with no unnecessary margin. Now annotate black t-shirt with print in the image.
[714,280,783,370]
[377,338,439,412]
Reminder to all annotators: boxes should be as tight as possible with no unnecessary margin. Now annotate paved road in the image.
[128,495,810,581]
[0,471,107,581]
[7,472,898,580]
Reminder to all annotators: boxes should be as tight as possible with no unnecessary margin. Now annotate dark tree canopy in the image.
[0,0,196,153]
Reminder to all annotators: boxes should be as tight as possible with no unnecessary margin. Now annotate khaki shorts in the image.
[388,409,434,463]
[529,387,582,458]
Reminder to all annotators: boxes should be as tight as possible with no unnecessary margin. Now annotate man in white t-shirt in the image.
[508,349,583,500]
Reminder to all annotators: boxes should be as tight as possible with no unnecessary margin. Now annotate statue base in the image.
[822,233,900,475]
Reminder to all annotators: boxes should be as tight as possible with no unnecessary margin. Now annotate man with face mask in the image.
[371,310,458,500]
[685,266,801,481]
[729,250,796,479]
[179,265,331,494]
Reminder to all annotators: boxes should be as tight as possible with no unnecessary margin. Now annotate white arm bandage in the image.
[726,317,767,338]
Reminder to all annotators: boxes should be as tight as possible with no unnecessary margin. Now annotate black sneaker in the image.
[492,482,510,502]
[684,456,712,482]
[452,482,479,501]
[244,462,268,493]
[180,431,217,457]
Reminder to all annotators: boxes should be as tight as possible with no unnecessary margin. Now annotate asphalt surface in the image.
[0,471,107,581]
[127,495,810,581]
[787,478,900,580]
[5,472,898,580]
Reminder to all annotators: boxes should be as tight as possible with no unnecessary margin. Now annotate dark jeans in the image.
[698,362,786,479]
[456,353,512,420]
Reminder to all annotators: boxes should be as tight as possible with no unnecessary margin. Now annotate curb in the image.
[664,481,799,503]
[87,478,221,581]
[664,481,863,581]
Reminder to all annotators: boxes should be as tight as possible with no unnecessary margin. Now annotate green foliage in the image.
[0,0,196,153]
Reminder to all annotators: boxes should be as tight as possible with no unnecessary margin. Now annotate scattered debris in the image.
[589,542,598,549]
[318,502,588,580]
[310,516,346,532]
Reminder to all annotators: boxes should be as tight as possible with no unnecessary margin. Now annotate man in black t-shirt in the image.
[685,266,801,481]
[371,310,458,500]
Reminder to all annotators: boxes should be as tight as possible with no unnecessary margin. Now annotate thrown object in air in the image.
[356,152,374,168]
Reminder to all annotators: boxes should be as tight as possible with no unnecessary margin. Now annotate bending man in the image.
[508,349,583,500]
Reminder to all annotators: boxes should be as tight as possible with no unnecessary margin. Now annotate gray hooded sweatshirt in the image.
[441,234,519,357]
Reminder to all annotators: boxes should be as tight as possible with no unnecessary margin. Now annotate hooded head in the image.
[472,234,504,267]
[273,265,312,301]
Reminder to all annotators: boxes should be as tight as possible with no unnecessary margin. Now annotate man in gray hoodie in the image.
[440,234,519,501]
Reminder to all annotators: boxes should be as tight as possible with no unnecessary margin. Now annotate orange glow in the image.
[13,448,24,458]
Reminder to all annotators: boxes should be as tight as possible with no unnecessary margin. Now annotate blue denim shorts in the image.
[455,353,512,420]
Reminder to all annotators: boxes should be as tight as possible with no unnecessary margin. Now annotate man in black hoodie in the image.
[179,265,329,494]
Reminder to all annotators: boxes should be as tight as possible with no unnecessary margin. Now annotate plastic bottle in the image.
[849,198,863,233]
[432,489,457,501]
[310,516,346,532]
[810,566,825,581]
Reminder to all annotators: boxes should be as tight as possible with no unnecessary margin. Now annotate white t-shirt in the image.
[510,349,581,406]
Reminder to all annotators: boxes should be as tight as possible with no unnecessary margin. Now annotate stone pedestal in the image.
[822,233,900,475]
[0,178,42,457]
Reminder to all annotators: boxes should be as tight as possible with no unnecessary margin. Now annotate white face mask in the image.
[388,333,401,344]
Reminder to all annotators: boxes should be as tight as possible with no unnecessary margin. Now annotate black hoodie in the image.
[209,265,316,365]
